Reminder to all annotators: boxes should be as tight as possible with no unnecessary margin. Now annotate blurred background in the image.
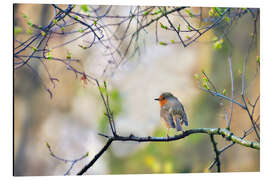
[14,4,260,175]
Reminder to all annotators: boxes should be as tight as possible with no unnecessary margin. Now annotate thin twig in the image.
[200,88,246,110]
[227,54,234,129]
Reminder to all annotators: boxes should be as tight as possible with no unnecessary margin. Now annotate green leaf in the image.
[26,28,33,35]
[80,5,88,12]
[256,56,260,64]
[208,8,215,17]
[203,82,210,90]
[193,74,199,80]
[160,22,168,30]
[79,45,87,49]
[185,9,194,18]
[143,11,150,16]
[159,41,168,46]
[222,89,227,95]
[93,20,97,26]
[214,8,222,16]
[23,13,28,19]
[187,25,192,31]
[78,28,84,33]
[14,26,23,35]
[41,31,46,36]
[31,47,37,52]
[47,51,52,60]
[171,40,175,44]
[27,20,33,27]
[66,51,71,59]
[53,19,57,24]
[177,25,181,31]
[104,81,107,89]
[213,39,224,50]
[202,76,208,82]
[152,10,162,15]
[224,15,230,23]
[75,16,79,20]
[46,142,50,149]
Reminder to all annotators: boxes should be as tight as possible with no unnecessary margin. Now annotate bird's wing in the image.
[173,101,188,126]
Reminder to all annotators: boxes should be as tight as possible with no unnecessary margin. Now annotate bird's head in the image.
[154,92,174,107]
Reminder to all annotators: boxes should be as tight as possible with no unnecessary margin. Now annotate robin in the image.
[155,92,188,137]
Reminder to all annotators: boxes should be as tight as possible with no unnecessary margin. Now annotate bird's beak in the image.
[154,98,160,101]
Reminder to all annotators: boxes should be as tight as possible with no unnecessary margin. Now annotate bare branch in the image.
[210,134,220,172]
[227,54,234,129]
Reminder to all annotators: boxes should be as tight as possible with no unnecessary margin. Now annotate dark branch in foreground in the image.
[77,139,113,175]
[210,134,221,172]
[77,127,259,175]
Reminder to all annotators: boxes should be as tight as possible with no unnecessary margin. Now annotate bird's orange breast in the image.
[159,99,168,107]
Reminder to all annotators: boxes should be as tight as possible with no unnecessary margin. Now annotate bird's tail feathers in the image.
[175,117,183,131]
[183,113,188,126]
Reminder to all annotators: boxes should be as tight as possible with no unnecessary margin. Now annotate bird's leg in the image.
[166,127,170,139]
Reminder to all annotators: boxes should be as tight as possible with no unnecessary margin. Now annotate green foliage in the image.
[151,9,162,15]
[78,28,85,33]
[66,51,71,59]
[185,35,191,40]
[159,41,168,46]
[171,40,175,44]
[31,46,37,52]
[143,11,150,16]
[185,9,194,18]
[209,7,227,17]
[203,81,210,90]
[79,44,87,49]
[14,26,23,35]
[160,22,168,30]
[45,141,50,149]
[53,19,58,25]
[47,51,52,60]
[41,31,46,36]
[193,73,199,80]
[26,28,33,35]
[23,13,28,19]
[27,20,33,27]
[80,5,88,12]
[224,15,230,23]
[256,56,260,64]
[177,24,181,31]
[213,39,224,50]
[222,89,227,95]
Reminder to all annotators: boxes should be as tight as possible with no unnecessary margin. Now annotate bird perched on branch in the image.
[155,92,188,137]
